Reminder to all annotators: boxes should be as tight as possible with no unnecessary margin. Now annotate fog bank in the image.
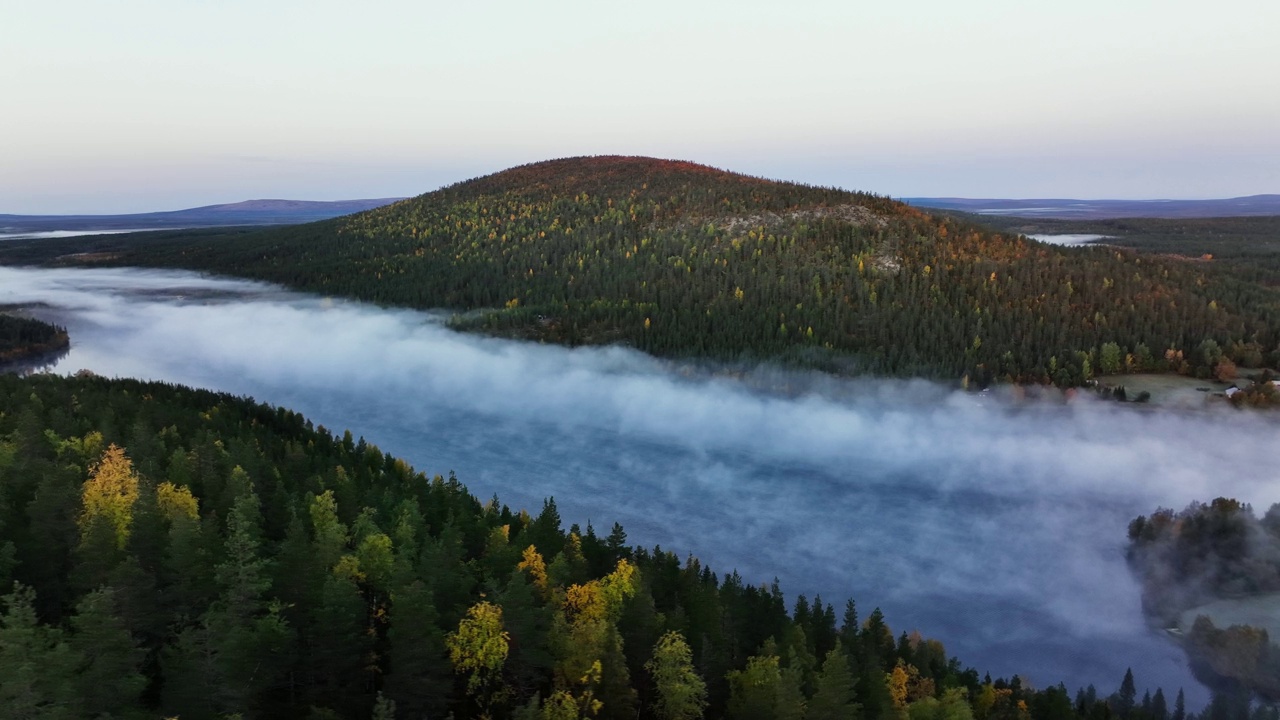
[5,265,1276,704]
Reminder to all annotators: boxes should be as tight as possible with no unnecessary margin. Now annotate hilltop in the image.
[4,155,1279,384]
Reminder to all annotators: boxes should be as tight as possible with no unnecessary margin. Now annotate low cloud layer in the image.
[6,265,1278,703]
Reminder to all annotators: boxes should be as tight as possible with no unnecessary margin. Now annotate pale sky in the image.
[2,0,1278,213]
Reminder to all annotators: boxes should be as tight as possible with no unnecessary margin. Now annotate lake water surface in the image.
[0,229,168,241]
[5,265,1277,706]
[1027,234,1112,247]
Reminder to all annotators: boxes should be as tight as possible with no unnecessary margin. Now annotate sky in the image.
[2,0,1278,213]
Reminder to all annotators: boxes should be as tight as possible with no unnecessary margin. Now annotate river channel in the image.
[6,264,1276,705]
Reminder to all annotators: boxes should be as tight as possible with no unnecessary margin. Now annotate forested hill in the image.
[9,156,1280,384]
[0,372,1190,719]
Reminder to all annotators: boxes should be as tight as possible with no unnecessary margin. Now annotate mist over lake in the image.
[6,265,1277,705]
[1026,233,1112,247]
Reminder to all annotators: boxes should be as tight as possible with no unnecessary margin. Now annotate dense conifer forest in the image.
[4,156,1279,386]
[972,216,1280,292]
[0,314,69,364]
[3,372,1261,719]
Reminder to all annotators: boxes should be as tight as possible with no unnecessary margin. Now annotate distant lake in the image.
[5,265,1274,707]
[1027,234,1111,247]
[0,228,168,241]
[977,208,1095,216]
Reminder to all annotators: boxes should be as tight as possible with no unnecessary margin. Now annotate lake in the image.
[0,229,169,241]
[1027,234,1112,247]
[5,265,1276,706]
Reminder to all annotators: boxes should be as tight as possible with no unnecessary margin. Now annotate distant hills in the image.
[904,195,1280,219]
[10,191,1277,236]
[6,155,1278,385]
[0,198,404,235]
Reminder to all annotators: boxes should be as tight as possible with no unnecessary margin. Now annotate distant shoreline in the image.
[905,195,1280,220]
[0,197,404,233]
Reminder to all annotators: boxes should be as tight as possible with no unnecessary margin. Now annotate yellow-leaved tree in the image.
[79,444,140,550]
[517,544,549,598]
[156,481,199,522]
[447,600,510,718]
[548,559,640,717]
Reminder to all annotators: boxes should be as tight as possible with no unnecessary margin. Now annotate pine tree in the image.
[1114,668,1137,718]
[205,490,292,715]
[526,497,565,559]
[0,583,82,718]
[862,608,894,670]
[162,512,218,622]
[308,571,372,714]
[781,622,817,697]
[838,599,859,659]
[605,522,630,564]
[499,570,555,701]
[68,586,147,716]
[811,597,838,661]
[1152,688,1169,720]
[22,463,81,619]
[383,579,450,718]
[0,541,14,595]
[104,555,167,662]
[597,626,638,719]
[807,648,859,720]
[126,473,168,574]
[418,522,475,621]
[273,511,319,628]
[72,512,123,595]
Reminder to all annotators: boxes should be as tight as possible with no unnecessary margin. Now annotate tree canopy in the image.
[0,372,1232,717]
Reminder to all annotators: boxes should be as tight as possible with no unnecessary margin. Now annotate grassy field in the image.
[1094,373,1234,408]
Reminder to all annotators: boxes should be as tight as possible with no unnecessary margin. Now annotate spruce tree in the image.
[0,583,82,718]
[383,579,450,718]
[807,648,859,720]
[69,586,146,716]
[1115,668,1137,718]
[1153,688,1169,720]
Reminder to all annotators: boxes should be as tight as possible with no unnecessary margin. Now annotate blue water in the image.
[7,264,1275,706]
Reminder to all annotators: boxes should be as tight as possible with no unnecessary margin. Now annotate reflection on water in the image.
[0,344,71,376]
[4,265,1274,706]
[1026,233,1112,247]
